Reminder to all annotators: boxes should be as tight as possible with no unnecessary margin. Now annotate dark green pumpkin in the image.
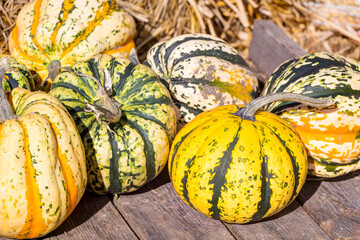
[0,55,34,91]
[49,54,177,194]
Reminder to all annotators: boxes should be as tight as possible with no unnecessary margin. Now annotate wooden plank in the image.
[114,169,236,240]
[0,192,137,240]
[226,201,330,240]
[297,172,360,239]
[43,192,138,240]
[248,19,307,81]
[248,19,360,239]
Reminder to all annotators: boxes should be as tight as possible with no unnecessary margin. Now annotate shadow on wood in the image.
[41,192,110,239]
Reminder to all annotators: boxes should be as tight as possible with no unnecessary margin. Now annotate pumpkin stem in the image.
[0,66,17,121]
[237,93,335,121]
[49,65,121,124]
[48,60,61,81]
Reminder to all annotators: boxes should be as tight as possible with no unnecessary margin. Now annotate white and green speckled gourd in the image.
[146,33,259,125]
[262,52,360,178]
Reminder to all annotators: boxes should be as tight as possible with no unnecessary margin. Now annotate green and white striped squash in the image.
[0,55,34,91]
[169,93,333,223]
[9,0,136,91]
[146,33,259,125]
[262,52,360,178]
[49,54,177,194]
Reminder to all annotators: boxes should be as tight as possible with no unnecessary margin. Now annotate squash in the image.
[169,93,333,223]
[9,0,136,92]
[49,54,177,195]
[146,33,259,125]
[0,55,34,91]
[262,52,360,178]
[0,67,87,238]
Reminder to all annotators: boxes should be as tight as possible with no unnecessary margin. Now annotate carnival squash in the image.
[0,68,87,238]
[49,54,177,195]
[169,93,333,223]
[146,33,259,125]
[0,55,34,91]
[262,52,360,178]
[9,0,136,91]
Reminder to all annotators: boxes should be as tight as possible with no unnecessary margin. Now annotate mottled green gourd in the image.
[146,33,259,126]
[262,52,360,178]
[169,93,333,223]
[49,54,177,195]
[0,55,35,91]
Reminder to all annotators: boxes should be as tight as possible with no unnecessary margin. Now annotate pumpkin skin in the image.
[262,52,360,178]
[9,0,136,91]
[0,55,35,91]
[146,33,259,125]
[169,104,308,223]
[0,88,87,239]
[49,54,177,195]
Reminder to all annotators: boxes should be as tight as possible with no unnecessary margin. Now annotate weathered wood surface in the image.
[1,19,359,240]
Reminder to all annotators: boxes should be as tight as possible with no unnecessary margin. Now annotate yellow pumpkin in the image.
[9,0,136,91]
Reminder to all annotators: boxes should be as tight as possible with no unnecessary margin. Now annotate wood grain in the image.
[114,169,236,240]
[248,19,307,81]
[226,201,330,240]
[45,192,138,240]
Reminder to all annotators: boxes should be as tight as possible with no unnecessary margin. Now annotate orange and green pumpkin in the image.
[0,69,87,238]
[9,0,136,91]
[0,55,34,91]
[146,33,259,125]
[262,52,360,178]
[169,93,333,223]
[49,54,177,195]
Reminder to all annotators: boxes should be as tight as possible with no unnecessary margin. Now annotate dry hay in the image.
[1,0,359,62]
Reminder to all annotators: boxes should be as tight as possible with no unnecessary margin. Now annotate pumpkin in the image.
[0,67,87,238]
[262,52,360,178]
[0,55,35,91]
[146,33,259,125]
[9,0,136,91]
[169,93,333,223]
[49,54,177,195]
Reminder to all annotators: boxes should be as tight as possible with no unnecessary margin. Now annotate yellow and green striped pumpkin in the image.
[146,33,259,125]
[49,54,177,195]
[0,70,86,238]
[9,0,136,91]
[262,52,360,178]
[169,93,333,223]
[0,55,35,91]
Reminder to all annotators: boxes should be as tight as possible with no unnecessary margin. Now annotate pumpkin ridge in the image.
[113,62,137,94]
[207,123,242,220]
[126,120,157,183]
[106,128,122,194]
[163,35,228,72]
[50,0,76,51]
[9,26,44,66]
[179,155,196,209]
[171,49,249,72]
[125,110,172,143]
[250,124,273,222]
[51,82,93,101]
[261,121,301,202]
[30,0,50,60]
[116,76,158,100]
[16,118,48,239]
[60,1,117,58]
